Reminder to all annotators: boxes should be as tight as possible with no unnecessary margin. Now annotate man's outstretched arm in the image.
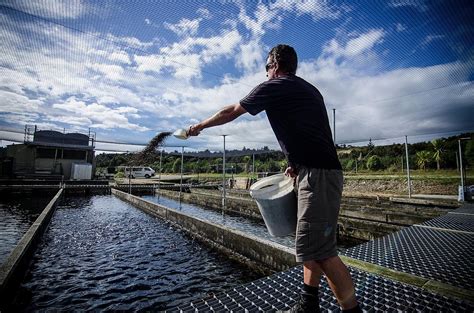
[188,103,247,136]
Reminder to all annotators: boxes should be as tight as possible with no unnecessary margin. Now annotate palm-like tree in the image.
[416,150,432,170]
[431,139,444,170]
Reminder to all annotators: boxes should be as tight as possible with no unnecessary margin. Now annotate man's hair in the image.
[268,44,298,74]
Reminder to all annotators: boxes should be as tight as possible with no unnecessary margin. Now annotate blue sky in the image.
[0,0,472,152]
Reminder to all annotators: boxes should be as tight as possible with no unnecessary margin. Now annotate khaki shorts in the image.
[295,167,343,262]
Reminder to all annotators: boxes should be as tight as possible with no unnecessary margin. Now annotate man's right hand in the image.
[188,124,202,136]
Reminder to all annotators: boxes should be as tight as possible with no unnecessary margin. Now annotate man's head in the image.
[266,44,298,79]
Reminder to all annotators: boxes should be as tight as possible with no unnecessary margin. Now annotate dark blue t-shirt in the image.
[240,75,341,170]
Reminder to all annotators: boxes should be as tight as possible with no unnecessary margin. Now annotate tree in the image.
[367,138,374,150]
[431,139,444,170]
[172,158,181,173]
[242,155,251,173]
[465,139,474,167]
[416,150,431,170]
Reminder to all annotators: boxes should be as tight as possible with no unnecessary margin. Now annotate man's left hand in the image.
[284,166,297,178]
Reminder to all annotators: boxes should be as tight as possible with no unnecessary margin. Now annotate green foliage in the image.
[343,159,356,171]
[366,155,384,171]
[465,139,474,166]
[416,150,432,170]
[172,158,181,173]
[431,139,444,170]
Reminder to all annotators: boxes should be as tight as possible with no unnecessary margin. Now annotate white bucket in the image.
[250,174,297,237]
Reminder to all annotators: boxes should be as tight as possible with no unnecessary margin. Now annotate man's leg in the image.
[304,260,323,286]
[287,261,322,312]
[319,256,358,310]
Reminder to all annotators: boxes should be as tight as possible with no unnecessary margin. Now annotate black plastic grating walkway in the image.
[419,212,474,233]
[450,203,474,215]
[172,265,473,312]
[341,226,474,290]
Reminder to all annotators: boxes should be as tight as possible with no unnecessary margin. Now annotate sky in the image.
[0,0,473,153]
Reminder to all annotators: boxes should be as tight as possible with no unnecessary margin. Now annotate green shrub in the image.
[366,155,384,171]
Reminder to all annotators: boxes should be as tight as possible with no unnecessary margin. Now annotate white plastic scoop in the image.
[173,128,189,140]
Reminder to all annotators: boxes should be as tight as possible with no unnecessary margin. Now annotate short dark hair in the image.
[268,44,298,74]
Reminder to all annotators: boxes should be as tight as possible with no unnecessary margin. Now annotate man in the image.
[188,44,361,313]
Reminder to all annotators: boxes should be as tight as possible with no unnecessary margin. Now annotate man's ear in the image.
[274,62,280,75]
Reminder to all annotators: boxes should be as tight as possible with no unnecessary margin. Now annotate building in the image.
[0,126,96,180]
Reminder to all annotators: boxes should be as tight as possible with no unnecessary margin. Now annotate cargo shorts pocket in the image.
[296,220,330,257]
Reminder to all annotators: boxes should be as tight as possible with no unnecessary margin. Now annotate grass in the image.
[343,169,473,181]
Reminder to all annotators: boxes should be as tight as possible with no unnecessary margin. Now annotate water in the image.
[12,195,262,311]
[142,195,297,248]
[0,191,55,264]
[142,194,361,250]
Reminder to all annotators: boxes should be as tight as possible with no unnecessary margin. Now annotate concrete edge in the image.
[389,197,459,207]
[340,255,474,303]
[413,224,474,235]
[0,188,63,299]
[423,279,474,303]
[111,189,296,272]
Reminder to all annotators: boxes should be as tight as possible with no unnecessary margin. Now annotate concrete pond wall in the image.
[0,188,63,303]
[157,187,458,241]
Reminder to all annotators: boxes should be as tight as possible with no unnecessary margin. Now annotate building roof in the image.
[25,141,95,151]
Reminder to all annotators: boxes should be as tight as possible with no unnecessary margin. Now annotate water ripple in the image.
[0,193,54,264]
[142,194,297,248]
[13,195,261,311]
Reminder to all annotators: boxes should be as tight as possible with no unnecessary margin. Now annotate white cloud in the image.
[389,0,428,12]
[87,63,125,81]
[145,18,151,25]
[134,29,241,79]
[298,58,473,142]
[236,40,266,73]
[396,23,407,32]
[48,115,92,126]
[197,8,212,19]
[238,3,281,37]
[105,33,154,50]
[9,0,86,19]
[199,119,277,151]
[109,51,131,64]
[271,0,343,20]
[421,34,444,46]
[52,97,148,131]
[164,17,202,37]
[324,29,386,58]
[0,90,42,114]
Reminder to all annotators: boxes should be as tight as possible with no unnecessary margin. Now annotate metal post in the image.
[457,137,471,201]
[459,139,465,201]
[128,167,131,194]
[179,146,184,207]
[405,136,411,198]
[222,135,227,213]
[252,153,255,179]
[158,149,163,198]
[332,108,336,144]
[455,151,459,172]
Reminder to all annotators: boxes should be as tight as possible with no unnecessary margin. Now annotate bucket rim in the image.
[249,173,293,200]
